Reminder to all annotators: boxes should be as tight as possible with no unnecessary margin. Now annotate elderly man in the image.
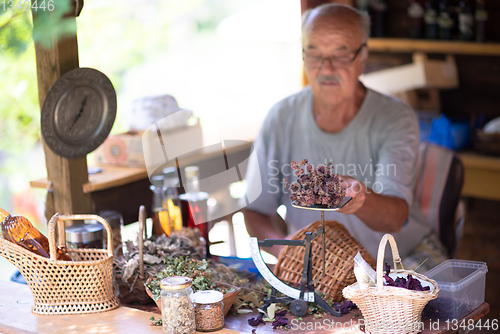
[242,4,432,261]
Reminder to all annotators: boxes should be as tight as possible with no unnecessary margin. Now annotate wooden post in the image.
[32,20,92,235]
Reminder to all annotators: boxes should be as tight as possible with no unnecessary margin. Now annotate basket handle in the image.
[48,213,114,261]
[376,233,405,290]
[138,205,146,279]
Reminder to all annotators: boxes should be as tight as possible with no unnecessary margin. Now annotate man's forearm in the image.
[355,191,408,233]
[241,209,286,258]
[242,209,286,240]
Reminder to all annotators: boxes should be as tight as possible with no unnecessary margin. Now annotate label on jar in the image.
[408,3,424,18]
[438,12,453,28]
[425,9,437,24]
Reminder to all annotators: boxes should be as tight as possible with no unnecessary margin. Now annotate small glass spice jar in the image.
[160,276,195,334]
[191,290,224,332]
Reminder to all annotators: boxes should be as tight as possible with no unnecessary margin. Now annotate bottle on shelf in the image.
[438,0,454,40]
[369,0,387,38]
[150,175,171,237]
[475,0,487,42]
[179,166,210,258]
[424,0,439,39]
[458,0,475,41]
[408,0,425,38]
[356,0,369,14]
[1,207,72,261]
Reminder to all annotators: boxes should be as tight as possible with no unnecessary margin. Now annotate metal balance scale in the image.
[249,196,352,317]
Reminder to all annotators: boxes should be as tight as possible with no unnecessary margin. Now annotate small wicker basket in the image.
[0,213,119,315]
[343,234,439,334]
[275,220,376,302]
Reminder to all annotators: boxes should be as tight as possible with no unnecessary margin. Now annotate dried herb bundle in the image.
[285,159,345,207]
[113,233,202,304]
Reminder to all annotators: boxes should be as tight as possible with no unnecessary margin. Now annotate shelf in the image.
[30,165,148,194]
[459,151,500,201]
[368,38,500,56]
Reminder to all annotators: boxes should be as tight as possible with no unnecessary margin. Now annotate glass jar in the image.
[160,276,195,334]
[163,167,183,232]
[151,175,169,236]
[98,210,124,256]
[65,222,103,249]
[179,166,210,258]
[192,290,224,332]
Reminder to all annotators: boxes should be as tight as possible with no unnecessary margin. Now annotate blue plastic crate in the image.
[429,115,470,150]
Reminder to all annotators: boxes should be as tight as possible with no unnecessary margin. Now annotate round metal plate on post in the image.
[41,67,116,159]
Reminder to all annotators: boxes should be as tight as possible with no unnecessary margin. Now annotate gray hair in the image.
[301,4,371,45]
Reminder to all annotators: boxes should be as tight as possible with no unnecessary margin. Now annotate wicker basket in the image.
[0,213,119,315]
[343,234,439,334]
[275,220,376,302]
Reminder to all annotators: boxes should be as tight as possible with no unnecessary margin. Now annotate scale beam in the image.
[249,237,315,302]
[258,239,304,247]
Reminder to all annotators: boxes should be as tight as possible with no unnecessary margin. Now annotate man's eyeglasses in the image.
[302,43,367,69]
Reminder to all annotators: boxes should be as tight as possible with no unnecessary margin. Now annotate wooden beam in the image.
[368,38,500,56]
[32,23,92,223]
[301,0,354,14]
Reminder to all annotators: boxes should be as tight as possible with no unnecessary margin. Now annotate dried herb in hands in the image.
[285,159,345,207]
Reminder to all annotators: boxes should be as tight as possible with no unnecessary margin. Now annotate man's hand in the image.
[336,175,408,233]
[338,175,366,215]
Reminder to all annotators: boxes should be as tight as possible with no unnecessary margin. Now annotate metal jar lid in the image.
[160,276,192,290]
[65,222,103,243]
[191,290,223,304]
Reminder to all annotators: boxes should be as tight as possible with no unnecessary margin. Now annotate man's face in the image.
[303,17,367,106]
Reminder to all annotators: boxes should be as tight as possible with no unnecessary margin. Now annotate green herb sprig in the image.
[144,256,215,301]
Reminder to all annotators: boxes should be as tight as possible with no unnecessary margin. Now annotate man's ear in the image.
[359,45,369,63]
[357,46,369,75]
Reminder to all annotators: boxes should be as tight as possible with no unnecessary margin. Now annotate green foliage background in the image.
[0,0,75,160]
[0,0,263,204]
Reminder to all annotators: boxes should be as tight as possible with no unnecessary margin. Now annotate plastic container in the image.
[192,290,225,332]
[422,260,488,320]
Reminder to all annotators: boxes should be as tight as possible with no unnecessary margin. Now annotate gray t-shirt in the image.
[244,86,431,259]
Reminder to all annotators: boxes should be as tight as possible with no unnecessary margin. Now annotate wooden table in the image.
[0,281,489,334]
[0,281,238,334]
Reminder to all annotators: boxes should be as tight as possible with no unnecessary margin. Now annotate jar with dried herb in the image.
[160,276,195,334]
[192,290,224,332]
